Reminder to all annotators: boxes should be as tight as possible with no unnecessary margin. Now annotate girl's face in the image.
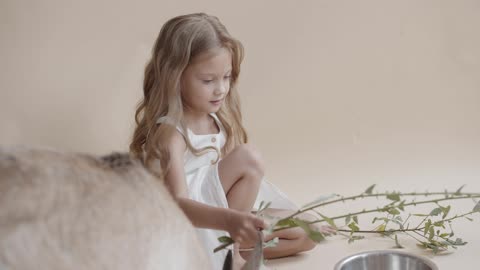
[181,47,232,115]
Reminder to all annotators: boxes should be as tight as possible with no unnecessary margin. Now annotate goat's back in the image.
[0,146,210,270]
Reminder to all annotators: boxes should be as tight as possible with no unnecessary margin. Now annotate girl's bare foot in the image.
[313,224,337,236]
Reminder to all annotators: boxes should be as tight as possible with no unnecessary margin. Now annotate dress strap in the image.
[156,116,186,137]
[209,113,225,134]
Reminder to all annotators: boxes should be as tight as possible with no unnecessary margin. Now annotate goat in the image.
[0,146,211,269]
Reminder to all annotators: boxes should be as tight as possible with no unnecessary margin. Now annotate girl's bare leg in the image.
[262,227,315,259]
[218,144,265,269]
[218,144,264,213]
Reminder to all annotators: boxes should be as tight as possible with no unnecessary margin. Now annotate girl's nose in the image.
[215,81,228,95]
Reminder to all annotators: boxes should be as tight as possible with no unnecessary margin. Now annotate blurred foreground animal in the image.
[0,146,211,269]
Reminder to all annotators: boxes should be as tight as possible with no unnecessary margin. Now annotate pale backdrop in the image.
[1,0,479,268]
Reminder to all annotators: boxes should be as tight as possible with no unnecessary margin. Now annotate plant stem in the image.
[214,190,479,253]
[275,195,480,232]
[289,191,480,221]
[333,211,476,234]
[337,228,420,233]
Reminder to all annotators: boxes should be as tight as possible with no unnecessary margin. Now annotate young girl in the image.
[130,13,334,269]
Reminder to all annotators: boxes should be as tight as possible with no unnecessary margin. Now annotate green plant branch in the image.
[283,191,480,222]
[335,209,475,253]
[275,194,480,232]
[214,187,479,254]
[336,211,476,234]
[337,228,420,233]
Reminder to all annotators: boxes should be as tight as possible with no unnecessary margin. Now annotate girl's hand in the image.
[225,209,267,248]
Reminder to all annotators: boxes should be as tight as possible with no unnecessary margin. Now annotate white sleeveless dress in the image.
[156,113,298,270]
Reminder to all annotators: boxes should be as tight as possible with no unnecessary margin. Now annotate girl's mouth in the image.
[210,99,223,106]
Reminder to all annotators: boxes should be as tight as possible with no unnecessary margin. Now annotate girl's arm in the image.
[163,130,266,246]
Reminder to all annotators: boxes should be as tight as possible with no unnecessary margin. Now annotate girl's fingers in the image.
[253,216,267,230]
[262,220,269,230]
[236,236,244,245]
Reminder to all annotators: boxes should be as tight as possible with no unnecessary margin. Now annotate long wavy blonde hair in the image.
[130,13,248,177]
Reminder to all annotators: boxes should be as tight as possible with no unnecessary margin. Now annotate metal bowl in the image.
[334,250,438,270]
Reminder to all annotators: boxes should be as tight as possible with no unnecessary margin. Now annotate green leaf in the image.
[424,219,432,236]
[429,207,442,216]
[473,200,480,213]
[345,215,351,225]
[381,217,390,222]
[364,184,376,195]
[394,234,404,248]
[454,238,467,246]
[261,201,272,212]
[442,205,451,219]
[413,213,429,217]
[428,226,435,241]
[417,241,428,249]
[433,221,444,228]
[348,222,359,232]
[445,238,467,246]
[455,185,465,195]
[292,218,324,243]
[353,216,359,224]
[309,230,325,243]
[315,211,337,229]
[218,236,233,244]
[276,218,297,228]
[258,201,264,212]
[256,201,272,217]
[387,208,400,215]
[348,235,364,244]
[386,192,401,202]
[292,218,310,232]
[397,200,405,211]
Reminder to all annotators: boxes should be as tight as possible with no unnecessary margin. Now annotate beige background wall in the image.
[1,0,479,204]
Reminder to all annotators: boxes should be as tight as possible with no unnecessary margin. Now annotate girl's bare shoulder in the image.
[165,129,187,154]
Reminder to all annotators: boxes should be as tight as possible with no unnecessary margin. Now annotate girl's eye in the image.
[224,75,231,80]
[202,80,213,84]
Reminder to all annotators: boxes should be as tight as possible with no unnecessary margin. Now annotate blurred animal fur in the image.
[0,146,211,270]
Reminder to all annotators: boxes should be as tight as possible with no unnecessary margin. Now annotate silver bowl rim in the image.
[333,249,438,270]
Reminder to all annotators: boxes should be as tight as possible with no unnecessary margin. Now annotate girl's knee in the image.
[235,144,265,177]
